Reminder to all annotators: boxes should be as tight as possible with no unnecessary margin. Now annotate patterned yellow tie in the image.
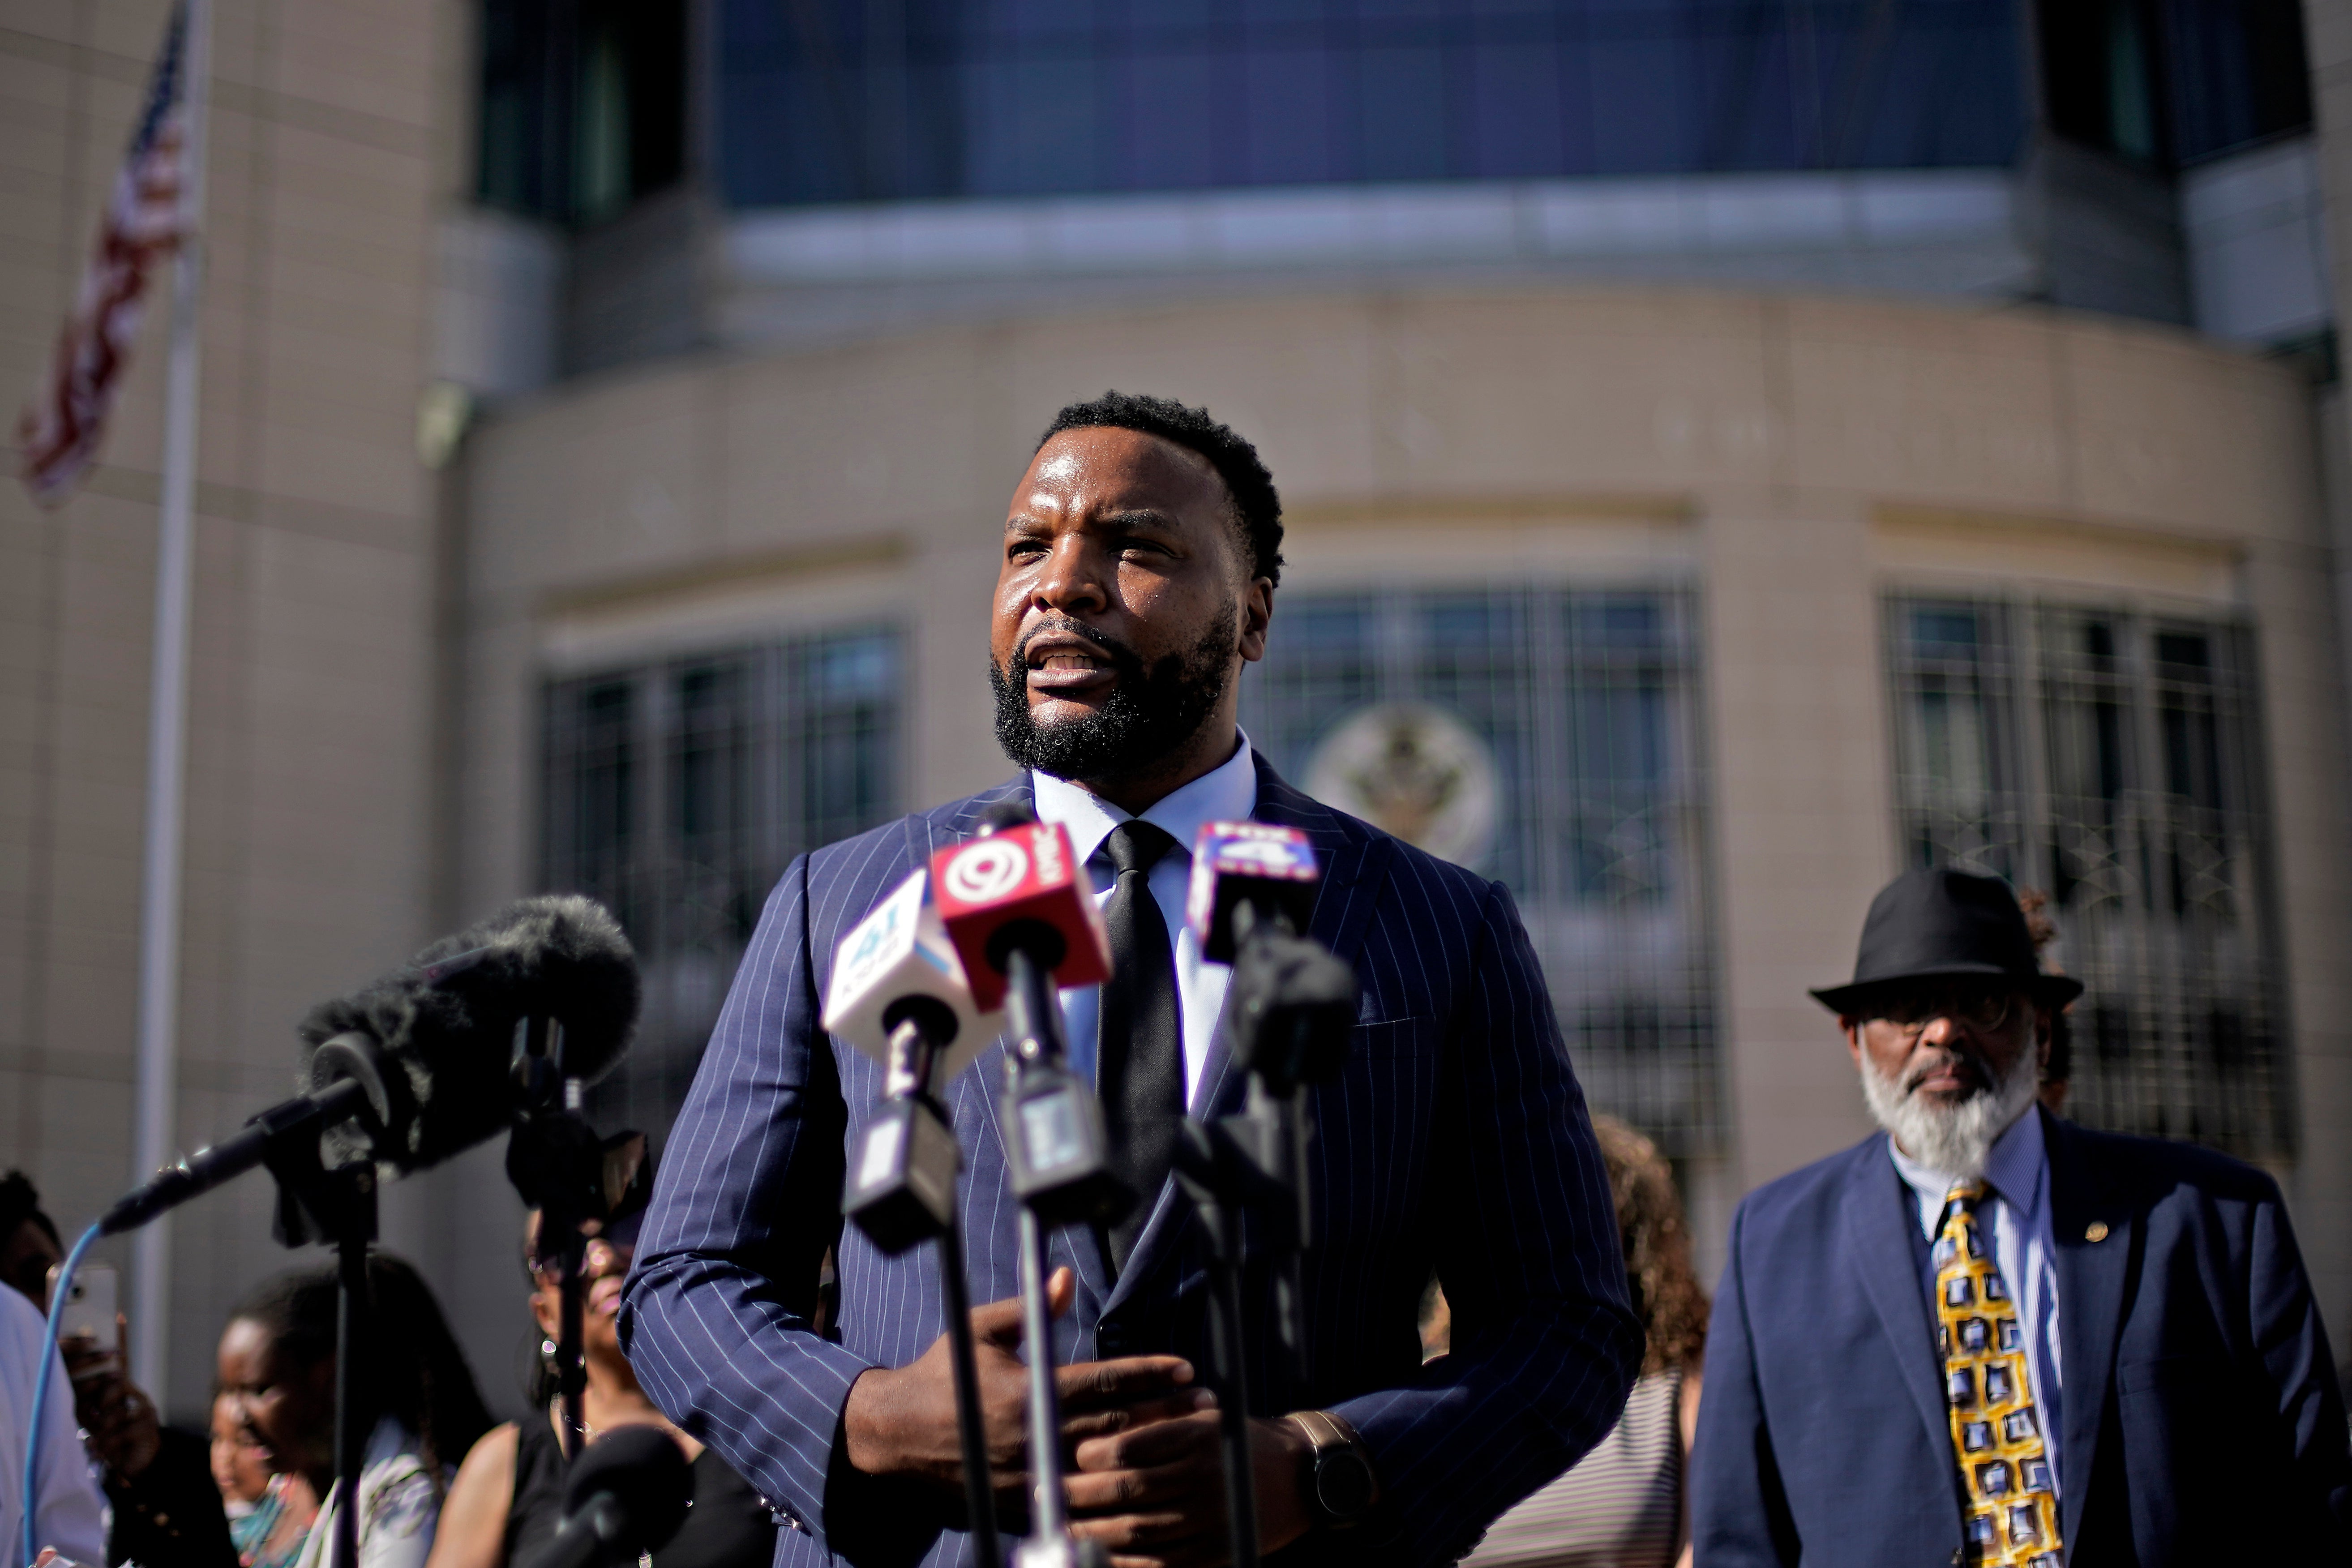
[1935,1180,2061,1566]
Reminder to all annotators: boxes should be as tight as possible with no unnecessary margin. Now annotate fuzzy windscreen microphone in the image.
[298,895,641,1174]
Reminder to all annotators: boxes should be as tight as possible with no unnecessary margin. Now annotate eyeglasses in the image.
[523,1206,644,1284]
[1862,984,2025,1037]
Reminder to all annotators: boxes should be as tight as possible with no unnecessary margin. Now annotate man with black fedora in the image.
[1689,865,2350,1566]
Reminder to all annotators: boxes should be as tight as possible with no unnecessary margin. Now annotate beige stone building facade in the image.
[4,0,2350,1430]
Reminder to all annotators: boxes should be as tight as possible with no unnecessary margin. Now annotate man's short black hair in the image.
[1036,391,1285,588]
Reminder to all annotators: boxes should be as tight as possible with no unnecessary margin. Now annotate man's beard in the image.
[990,605,1238,783]
[1858,1039,2042,1178]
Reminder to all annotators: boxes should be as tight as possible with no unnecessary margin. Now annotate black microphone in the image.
[99,895,640,1235]
[518,1425,693,1568]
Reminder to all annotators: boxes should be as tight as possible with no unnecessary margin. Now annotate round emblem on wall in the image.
[1305,703,1499,870]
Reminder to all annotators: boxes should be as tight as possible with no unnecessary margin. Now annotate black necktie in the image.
[1097,819,1183,1275]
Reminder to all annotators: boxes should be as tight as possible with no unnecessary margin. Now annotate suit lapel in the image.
[2045,1111,2128,1549]
[1102,756,1392,1315]
[1839,1138,1960,1495]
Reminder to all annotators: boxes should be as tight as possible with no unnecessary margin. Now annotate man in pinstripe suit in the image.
[621,392,1641,1568]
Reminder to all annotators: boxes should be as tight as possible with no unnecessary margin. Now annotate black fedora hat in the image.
[1810,866,2086,1016]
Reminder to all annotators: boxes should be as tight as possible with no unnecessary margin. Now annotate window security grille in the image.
[540,628,902,1138]
[1240,587,1721,1160]
[1885,597,2289,1159]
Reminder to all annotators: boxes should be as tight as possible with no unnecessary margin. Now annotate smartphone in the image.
[49,1262,120,1378]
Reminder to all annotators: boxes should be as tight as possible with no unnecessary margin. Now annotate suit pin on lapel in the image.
[2085,1220,2109,1242]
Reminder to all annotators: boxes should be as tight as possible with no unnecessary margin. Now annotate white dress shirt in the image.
[1030,732,1260,1110]
[1888,1108,2065,1497]
[0,1284,107,1568]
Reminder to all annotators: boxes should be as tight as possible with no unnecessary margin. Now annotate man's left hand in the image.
[1067,1407,1314,1568]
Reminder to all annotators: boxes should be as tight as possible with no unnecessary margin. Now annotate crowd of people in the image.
[6,391,2348,1568]
[0,1156,777,1568]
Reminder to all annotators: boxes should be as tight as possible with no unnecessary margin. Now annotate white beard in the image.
[1859,1039,2042,1179]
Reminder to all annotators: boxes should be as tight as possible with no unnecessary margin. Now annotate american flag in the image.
[16,2,191,507]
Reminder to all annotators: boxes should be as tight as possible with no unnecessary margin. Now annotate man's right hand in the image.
[842,1267,1204,1514]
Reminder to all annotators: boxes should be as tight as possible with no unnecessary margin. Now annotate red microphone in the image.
[932,808,1129,1229]
[929,818,1109,1011]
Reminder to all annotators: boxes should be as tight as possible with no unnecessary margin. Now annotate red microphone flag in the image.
[929,821,1109,1011]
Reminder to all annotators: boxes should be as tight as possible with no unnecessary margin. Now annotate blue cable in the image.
[21,1222,102,1568]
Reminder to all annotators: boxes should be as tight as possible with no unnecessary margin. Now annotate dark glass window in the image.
[1885,597,2288,1159]
[716,0,2029,208]
[541,627,902,1136]
[480,0,689,225]
[1241,585,1719,1159]
[2037,0,2311,169]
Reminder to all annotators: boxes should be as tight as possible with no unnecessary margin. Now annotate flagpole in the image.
[130,0,210,1405]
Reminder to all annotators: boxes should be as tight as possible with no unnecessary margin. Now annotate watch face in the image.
[1315,1450,1377,1519]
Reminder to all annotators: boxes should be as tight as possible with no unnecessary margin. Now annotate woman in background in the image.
[217,1252,492,1568]
[1458,1115,1708,1568]
[214,1385,318,1568]
[427,1144,775,1568]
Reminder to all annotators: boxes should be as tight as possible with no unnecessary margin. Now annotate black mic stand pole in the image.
[259,1108,380,1568]
[840,1013,999,1567]
[1175,903,1358,1568]
[1170,1125,1263,1568]
[997,941,1132,1568]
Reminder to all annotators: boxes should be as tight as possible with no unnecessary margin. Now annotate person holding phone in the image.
[2,1169,239,1567]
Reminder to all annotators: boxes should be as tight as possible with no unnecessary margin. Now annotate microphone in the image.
[1186,821,1320,963]
[100,895,640,1234]
[517,1425,692,1568]
[825,870,1006,1565]
[825,869,1002,1255]
[824,868,1002,1084]
[930,809,1127,1225]
[929,814,1109,1011]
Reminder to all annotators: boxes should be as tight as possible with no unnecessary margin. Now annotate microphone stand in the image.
[259,1104,380,1568]
[1172,906,1355,1568]
[841,1014,999,1566]
[504,1016,603,1460]
[996,941,1132,1568]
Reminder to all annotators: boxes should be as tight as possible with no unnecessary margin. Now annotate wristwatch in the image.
[1283,1409,1379,1528]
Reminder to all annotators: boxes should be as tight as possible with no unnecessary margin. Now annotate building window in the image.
[1240,586,1720,1160]
[1885,597,2289,1159]
[2037,0,2312,170]
[717,0,2030,208]
[480,0,689,226]
[541,627,902,1135]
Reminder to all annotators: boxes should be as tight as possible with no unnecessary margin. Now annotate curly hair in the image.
[1036,390,1285,587]
[1591,1115,1709,1376]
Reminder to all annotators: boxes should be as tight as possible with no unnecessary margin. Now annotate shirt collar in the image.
[1886,1103,2048,1223]
[1030,729,1260,873]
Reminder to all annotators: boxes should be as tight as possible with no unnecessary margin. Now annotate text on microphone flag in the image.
[1187,820,1320,962]
[929,820,1109,1009]
[823,869,1002,1082]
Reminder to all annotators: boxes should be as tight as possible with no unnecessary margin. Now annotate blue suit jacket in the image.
[1690,1108,2352,1565]
[620,756,1641,1567]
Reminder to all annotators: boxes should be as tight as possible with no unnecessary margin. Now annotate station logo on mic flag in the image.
[929,820,1109,1009]
[1188,821,1319,963]
[823,869,1002,1081]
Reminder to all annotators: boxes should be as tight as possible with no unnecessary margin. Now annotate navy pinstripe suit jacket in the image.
[620,753,1641,1567]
